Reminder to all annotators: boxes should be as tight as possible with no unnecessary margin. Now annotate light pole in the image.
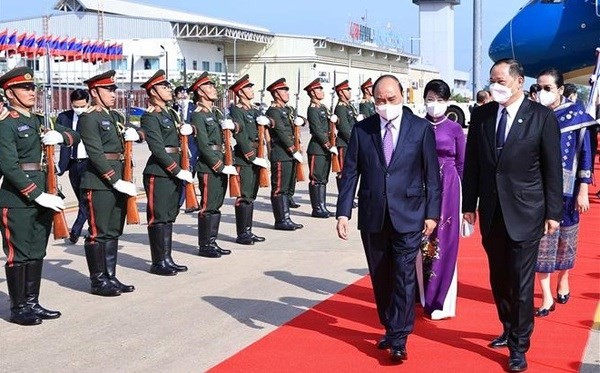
[160,45,168,80]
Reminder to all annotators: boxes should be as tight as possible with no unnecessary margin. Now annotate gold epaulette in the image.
[0,107,9,120]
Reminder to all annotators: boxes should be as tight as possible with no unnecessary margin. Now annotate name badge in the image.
[17,125,30,132]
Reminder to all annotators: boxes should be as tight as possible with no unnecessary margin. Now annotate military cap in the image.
[0,66,35,90]
[84,70,118,90]
[303,78,322,92]
[229,74,254,94]
[141,69,169,90]
[334,80,351,92]
[266,78,289,92]
[360,78,373,91]
[189,71,214,92]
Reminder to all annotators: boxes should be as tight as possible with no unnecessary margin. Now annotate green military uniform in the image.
[140,70,188,276]
[304,78,335,218]
[334,80,358,176]
[359,78,376,117]
[265,78,303,230]
[228,74,267,245]
[0,67,79,325]
[189,72,231,258]
[79,70,141,297]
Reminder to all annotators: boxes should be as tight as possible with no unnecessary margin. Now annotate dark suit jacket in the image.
[57,110,75,175]
[336,108,441,233]
[462,99,563,241]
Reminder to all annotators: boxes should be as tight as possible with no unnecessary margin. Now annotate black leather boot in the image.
[309,184,329,218]
[163,223,187,272]
[247,202,265,242]
[319,184,335,217]
[84,241,121,297]
[103,240,135,293]
[198,213,221,258]
[272,195,303,230]
[5,263,42,325]
[210,212,231,255]
[288,195,301,208]
[235,204,254,245]
[25,260,61,319]
[148,224,177,276]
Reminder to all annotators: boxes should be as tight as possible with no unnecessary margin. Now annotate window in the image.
[177,58,185,70]
[202,61,210,71]
[26,59,40,71]
[214,62,222,73]
[111,58,128,71]
[192,60,197,70]
[143,58,159,70]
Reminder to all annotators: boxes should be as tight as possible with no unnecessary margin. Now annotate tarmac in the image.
[0,127,598,372]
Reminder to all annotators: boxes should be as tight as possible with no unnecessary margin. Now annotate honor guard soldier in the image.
[0,67,80,325]
[305,78,337,218]
[189,72,237,258]
[140,70,193,275]
[265,78,304,230]
[79,70,142,296]
[228,74,269,244]
[359,78,376,117]
[334,80,363,193]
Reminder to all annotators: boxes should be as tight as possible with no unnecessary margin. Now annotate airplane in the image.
[489,0,600,84]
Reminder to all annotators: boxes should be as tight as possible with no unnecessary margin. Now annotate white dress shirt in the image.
[72,113,88,159]
[496,94,525,141]
[379,112,402,148]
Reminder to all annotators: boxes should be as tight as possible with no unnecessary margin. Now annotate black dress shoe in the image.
[489,331,509,348]
[376,338,390,350]
[390,347,408,362]
[68,233,79,244]
[556,292,570,304]
[508,351,528,372]
[198,247,221,258]
[535,303,555,317]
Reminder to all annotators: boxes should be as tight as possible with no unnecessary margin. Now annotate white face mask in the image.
[425,102,448,118]
[73,107,86,116]
[537,89,557,107]
[375,103,403,121]
[489,82,513,105]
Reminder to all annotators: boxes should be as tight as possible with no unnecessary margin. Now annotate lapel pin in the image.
[517,118,523,124]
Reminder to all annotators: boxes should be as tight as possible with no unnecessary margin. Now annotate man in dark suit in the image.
[57,89,91,244]
[462,58,562,372]
[336,75,441,363]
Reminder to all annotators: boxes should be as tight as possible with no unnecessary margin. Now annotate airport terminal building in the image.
[0,0,462,113]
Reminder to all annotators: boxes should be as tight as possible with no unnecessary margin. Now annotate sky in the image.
[0,0,530,87]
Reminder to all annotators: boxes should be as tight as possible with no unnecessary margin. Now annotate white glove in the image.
[329,146,339,155]
[230,137,237,149]
[221,165,238,175]
[293,117,304,126]
[256,115,270,126]
[123,127,140,142]
[113,179,137,196]
[293,151,304,163]
[34,192,65,212]
[356,114,365,122]
[252,157,269,168]
[329,114,338,123]
[179,123,193,136]
[220,119,235,130]
[41,130,64,145]
[176,170,194,183]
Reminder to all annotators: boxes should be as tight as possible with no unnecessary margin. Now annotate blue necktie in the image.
[496,108,507,157]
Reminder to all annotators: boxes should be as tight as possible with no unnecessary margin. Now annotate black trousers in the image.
[360,213,421,349]
[482,206,541,353]
[68,159,89,237]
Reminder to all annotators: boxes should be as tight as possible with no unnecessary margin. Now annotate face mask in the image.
[375,103,403,121]
[73,107,86,116]
[425,102,448,118]
[489,82,513,104]
[537,90,557,107]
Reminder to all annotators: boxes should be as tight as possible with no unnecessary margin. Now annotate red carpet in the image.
[210,184,600,372]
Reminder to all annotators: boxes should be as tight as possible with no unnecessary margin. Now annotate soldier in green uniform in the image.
[189,72,237,258]
[305,78,337,218]
[0,67,80,325]
[265,78,304,230]
[228,74,269,245]
[78,70,142,296]
[359,78,376,117]
[333,80,364,195]
[140,70,194,275]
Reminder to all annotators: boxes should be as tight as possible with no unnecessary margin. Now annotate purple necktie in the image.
[383,121,394,165]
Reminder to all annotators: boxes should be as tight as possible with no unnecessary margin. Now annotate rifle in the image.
[124,55,140,224]
[223,62,241,197]
[329,115,341,173]
[293,68,305,182]
[257,62,269,187]
[330,71,337,113]
[43,50,69,239]
[179,119,199,211]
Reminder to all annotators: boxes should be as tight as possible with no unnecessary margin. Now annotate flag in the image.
[36,34,50,56]
[19,33,37,57]
[7,32,24,56]
[0,29,8,51]
[80,40,90,62]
